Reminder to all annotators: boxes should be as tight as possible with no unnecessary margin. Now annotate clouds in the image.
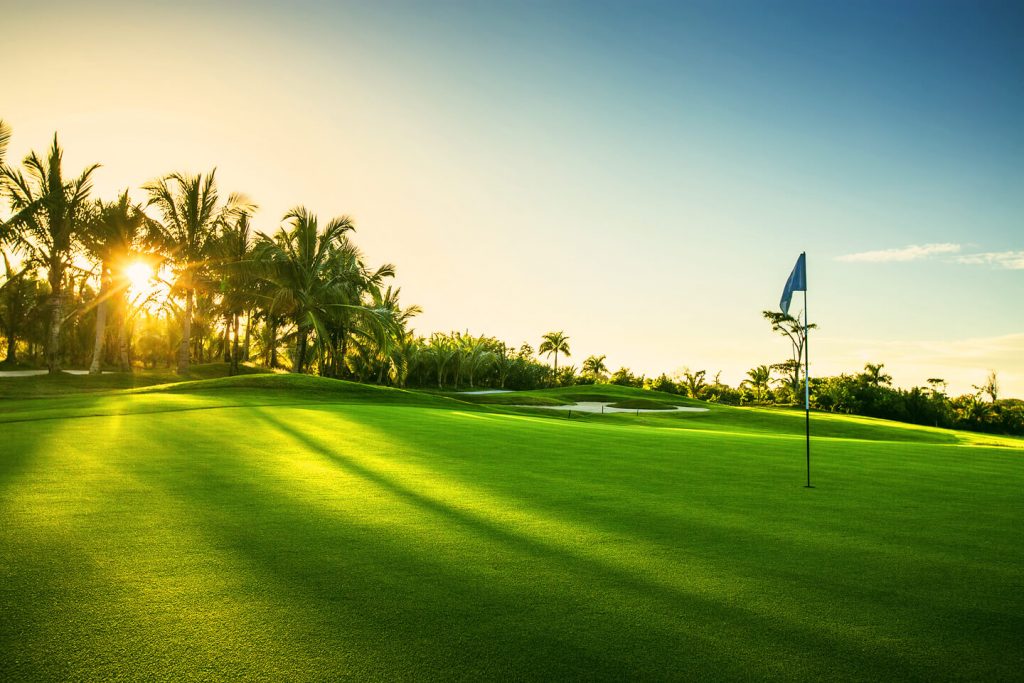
[837,244,1024,269]
[836,243,961,263]
[955,251,1024,270]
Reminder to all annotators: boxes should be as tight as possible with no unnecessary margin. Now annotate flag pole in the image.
[803,252,812,488]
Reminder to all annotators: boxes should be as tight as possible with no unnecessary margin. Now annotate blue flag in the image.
[780,252,806,316]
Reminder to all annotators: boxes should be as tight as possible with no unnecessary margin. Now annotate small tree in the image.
[539,330,570,381]
[762,310,817,397]
[145,170,250,374]
[81,191,153,374]
[679,368,707,399]
[741,365,772,403]
[582,354,608,382]
[0,251,44,365]
[646,373,677,394]
[609,366,642,388]
[974,371,999,403]
[2,135,99,373]
[858,363,892,388]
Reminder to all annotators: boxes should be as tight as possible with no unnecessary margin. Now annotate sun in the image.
[124,260,154,294]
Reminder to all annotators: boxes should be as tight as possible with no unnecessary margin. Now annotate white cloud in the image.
[836,243,961,263]
[955,251,1024,270]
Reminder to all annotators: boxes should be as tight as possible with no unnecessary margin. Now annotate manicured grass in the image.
[1,375,1022,679]
[0,362,272,400]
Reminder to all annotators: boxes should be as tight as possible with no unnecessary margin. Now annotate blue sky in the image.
[4,0,1023,393]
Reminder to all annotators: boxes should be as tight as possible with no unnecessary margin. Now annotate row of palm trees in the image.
[0,119,770,392]
[9,121,1013,434]
[389,330,609,390]
[0,122,600,386]
[0,123,413,377]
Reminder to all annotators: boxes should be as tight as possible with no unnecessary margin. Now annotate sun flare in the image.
[124,261,153,294]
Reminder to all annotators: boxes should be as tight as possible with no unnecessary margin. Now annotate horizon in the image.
[3,0,1022,396]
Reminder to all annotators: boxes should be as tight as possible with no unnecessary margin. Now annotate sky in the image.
[3,0,1022,395]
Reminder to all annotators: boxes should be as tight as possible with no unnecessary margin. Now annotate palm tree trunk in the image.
[339,331,349,378]
[178,288,193,374]
[230,313,240,376]
[326,331,337,378]
[242,309,252,361]
[295,323,308,373]
[46,291,63,375]
[89,298,107,375]
[3,318,16,364]
[222,313,232,362]
[268,319,278,368]
[88,264,111,375]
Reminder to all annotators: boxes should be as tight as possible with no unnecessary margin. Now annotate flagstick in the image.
[803,257,813,489]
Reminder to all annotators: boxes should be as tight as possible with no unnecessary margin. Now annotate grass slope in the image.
[461,384,1022,447]
[0,372,468,425]
[1,375,1022,680]
[0,362,271,399]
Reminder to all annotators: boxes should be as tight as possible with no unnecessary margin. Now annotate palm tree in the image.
[957,393,991,426]
[319,241,395,378]
[425,333,457,388]
[973,371,999,403]
[741,365,772,403]
[582,354,608,381]
[539,330,570,379]
[248,206,386,374]
[0,120,11,203]
[391,333,423,388]
[859,363,892,388]
[213,210,257,375]
[681,368,708,399]
[492,342,516,389]
[144,169,250,374]
[81,191,152,374]
[1,250,43,365]
[462,335,495,389]
[1,134,99,373]
[0,119,9,235]
[366,285,420,384]
[0,119,10,170]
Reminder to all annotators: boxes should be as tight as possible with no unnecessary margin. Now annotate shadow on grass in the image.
[3,404,1012,679]
[221,407,933,680]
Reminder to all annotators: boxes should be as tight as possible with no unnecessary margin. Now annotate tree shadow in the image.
[227,406,936,680]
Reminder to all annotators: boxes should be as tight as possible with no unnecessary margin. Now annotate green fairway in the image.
[2,375,1022,680]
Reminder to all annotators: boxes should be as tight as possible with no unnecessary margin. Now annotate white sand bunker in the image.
[0,369,103,377]
[513,401,708,414]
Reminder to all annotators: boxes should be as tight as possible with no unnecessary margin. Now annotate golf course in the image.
[2,370,1021,680]
[4,0,1024,679]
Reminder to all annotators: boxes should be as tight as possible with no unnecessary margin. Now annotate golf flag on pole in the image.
[779,251,813,487]
[780,252,806,317]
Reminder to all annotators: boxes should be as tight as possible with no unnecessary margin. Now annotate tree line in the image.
[0,122,417,378]
[1,121,1019,436]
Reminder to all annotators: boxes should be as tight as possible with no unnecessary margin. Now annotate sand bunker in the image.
[0,369,101,377]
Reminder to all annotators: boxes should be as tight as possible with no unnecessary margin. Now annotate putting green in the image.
[1,376,1021,679]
